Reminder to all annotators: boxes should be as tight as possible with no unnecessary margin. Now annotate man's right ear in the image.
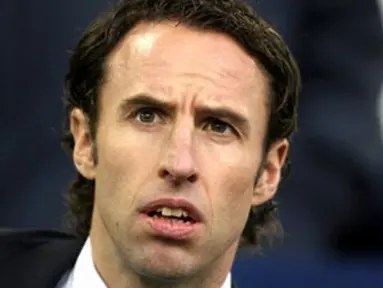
[70,108,96,180]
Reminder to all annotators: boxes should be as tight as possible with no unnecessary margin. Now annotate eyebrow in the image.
[119,94,250,135]
[119,94,175,114]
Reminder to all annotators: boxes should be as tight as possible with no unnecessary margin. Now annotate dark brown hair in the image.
[62,0,300,249]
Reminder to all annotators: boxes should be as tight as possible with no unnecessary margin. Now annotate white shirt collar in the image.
[60,238,106,288]
[59,238,232,288]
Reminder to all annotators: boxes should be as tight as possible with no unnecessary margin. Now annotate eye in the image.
[204,118,235,135]
[134,107,162,124]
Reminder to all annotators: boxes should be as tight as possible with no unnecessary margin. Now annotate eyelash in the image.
[131,107,165,123]
[130,107,238,136]
[202,117,237,136]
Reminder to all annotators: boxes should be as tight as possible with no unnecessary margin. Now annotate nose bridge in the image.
[159,117,198,181]
[168,118,194,165]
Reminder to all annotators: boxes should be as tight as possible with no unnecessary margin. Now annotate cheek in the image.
[200,144,261,220]
[208,163,257,242]
[94,127,158,211]
[97,125,158,176]
[219,166,256,215]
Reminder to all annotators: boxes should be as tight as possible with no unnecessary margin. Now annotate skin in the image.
[70,21,288,288]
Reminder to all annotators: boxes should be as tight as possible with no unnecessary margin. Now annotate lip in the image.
[142,215,201,240]
[139,198,204,223]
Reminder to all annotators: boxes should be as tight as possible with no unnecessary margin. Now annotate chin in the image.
[131,244,201,280]
[134,258,199,282]
[139,264,195,280]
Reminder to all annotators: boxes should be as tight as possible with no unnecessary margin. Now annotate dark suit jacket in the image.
[0,230,84,288]
[0,230,237,288]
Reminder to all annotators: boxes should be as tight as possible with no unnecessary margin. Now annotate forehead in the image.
[104,21,269,120]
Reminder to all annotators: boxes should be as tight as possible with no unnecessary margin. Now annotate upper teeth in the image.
[157,207,189,218]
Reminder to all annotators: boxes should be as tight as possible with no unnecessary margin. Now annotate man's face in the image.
[71,22,287,281]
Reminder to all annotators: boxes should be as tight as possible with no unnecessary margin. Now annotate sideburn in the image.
[92,143,98,165]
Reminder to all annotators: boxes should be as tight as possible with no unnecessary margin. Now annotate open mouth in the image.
[146,207,197,224]
[140,200,202,240]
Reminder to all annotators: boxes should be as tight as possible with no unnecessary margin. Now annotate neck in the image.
[90,210,236,288]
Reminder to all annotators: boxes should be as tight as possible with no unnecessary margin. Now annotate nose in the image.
[158,124,198,185]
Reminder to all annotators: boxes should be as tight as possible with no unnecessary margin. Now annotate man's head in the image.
[62,0,299,286]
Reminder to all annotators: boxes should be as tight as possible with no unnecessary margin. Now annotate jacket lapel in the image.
[8,234,85,288]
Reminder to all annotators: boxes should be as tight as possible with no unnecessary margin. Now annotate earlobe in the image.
[252,175,276,206]
[70,108,96,180]
[252,139,289,206]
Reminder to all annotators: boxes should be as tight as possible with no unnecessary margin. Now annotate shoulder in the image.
[0,228,77,241]
[0,228,83,261]
[0,229,85,286]
[0,228,76,248]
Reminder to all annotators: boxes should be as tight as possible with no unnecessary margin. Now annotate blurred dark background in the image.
[1,0,383,287]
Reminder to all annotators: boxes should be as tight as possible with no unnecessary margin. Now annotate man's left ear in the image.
[252,139,289,206]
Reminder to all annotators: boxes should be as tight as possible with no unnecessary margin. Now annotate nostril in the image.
[159,168,198,183]
[159,169,181,183]
[187,174,198,183]
[159,169,170,179]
